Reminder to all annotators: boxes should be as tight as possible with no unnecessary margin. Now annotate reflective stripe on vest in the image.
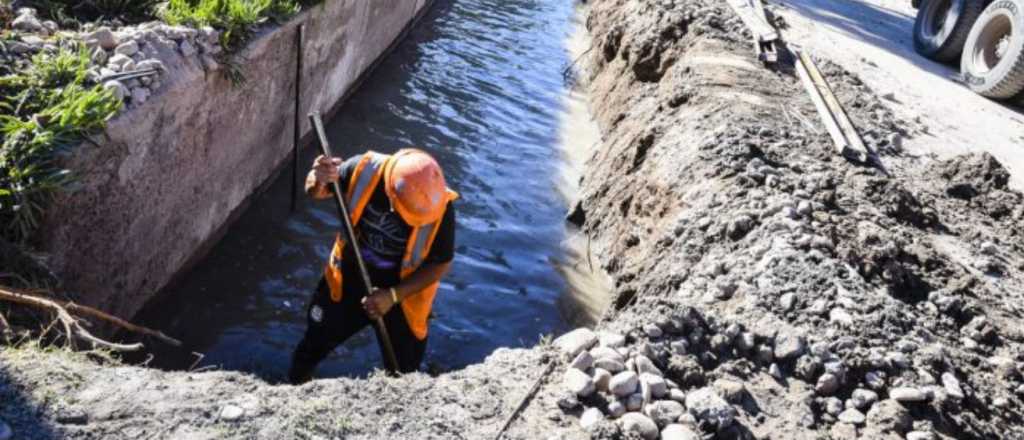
[323,151,458,340]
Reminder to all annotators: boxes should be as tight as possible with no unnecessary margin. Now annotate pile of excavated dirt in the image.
[543,0,1024,438]
[2,0,1023,439]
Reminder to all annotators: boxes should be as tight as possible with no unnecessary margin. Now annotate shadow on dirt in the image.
[0,360,62,440]
[775,0,967,82]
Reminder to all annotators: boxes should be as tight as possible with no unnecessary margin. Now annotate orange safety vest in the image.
[323,151,458,340]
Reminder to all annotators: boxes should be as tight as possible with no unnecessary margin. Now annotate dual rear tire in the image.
[914,0,1024,101]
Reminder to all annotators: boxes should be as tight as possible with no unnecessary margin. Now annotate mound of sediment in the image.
[544,0,1024,438]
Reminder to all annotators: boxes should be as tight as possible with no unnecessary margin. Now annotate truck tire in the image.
[914,0,986,62]
[961,0,1024,99]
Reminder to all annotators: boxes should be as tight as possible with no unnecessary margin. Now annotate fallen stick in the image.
[0,287,181,351]
[64,301,181,347]
[493,360,557,440]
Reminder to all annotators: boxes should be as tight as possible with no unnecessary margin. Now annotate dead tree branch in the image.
[0,287,181,351]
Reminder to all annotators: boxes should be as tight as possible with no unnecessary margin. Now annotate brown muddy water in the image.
[130,0,610,380]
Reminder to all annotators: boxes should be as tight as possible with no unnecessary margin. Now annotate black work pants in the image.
[288,278,426,384]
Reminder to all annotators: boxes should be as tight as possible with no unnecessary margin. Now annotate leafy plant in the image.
[161,0,300,53]
[0,44,121,244]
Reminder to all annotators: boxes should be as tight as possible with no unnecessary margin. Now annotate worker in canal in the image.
[288,149,457,383]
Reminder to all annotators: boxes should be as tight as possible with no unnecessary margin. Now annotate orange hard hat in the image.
[384,149,447,226]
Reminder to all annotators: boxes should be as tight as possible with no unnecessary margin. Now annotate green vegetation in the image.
[0,0,317,249]
[0,45,122,245]
[161,0,301,53]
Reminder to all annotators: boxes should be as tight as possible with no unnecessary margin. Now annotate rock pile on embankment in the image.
[3,6,224,109]
[551,0,1024,438]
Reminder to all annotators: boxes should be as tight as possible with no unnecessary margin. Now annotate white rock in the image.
[590,346,624,363]
[815,373,840,396]
[643,323,663,338]
[610,371,639,397]
[608,400,626,418]
[774,330,807,360]
[114,40,139,56]
[837,408,865,425]
[661,424,700,440]
[906,431,935,440]
[668,388,686,403]
[90,47,108,65]
[851,389,879,410]
[219,405,244,421]
[685,387,735,428]
[131,87,150,105]
[564,368,595,398]
[941,372,964,400]
[769,363,783,379]
[580,407,604,430]
[890,387,928,402]
[670,340,688,355]
[108,53,132,70]
[554,328,598,357]
[865,371,886,390]
[644,400,685,427]
[594,357,625,373]
[829,308,853,326]
[122,59,137,73]
[570,351,594,371]
[85,27,119,50]
[598,331,626,348]
[635,355,662,376]
[103,80,128,101]
[593,368,612,392]
[736,332,756,351]
[12,14,44,34]
[626,393,644,411]
[619,413,659,440]
[179,40,197,56]
[137,59,166,73]
[640,372,668,398]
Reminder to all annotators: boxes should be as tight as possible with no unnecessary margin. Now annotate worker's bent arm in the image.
[394,262,452,300]
[305,170,332,200]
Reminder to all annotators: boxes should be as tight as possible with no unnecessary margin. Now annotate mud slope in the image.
[549,0,1024,438]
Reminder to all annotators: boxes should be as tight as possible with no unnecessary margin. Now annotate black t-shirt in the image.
[337,156,456,293]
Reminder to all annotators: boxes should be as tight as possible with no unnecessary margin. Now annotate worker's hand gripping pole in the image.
[308,111,401,375]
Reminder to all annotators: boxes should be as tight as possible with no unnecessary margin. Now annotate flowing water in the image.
[133,0,609,380]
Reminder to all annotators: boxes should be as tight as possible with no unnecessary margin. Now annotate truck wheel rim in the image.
[971,14,1013,74]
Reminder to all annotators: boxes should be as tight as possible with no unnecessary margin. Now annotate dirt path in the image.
[774,0,1024,189]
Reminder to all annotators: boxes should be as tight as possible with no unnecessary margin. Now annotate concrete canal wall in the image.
[37,0,433,320]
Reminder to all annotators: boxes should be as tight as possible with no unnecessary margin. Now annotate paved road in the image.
[774,0,1024,189]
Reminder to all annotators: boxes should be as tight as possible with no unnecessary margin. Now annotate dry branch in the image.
[0,287,181,351]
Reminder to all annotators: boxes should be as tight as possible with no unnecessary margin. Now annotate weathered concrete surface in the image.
[37,0,432,319]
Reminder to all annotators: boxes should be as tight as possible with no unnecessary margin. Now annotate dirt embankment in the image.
[3,0,1024,439]
[553,0,1024,438]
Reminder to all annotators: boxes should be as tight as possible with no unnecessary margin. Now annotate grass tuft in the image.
[161,0,300,53]
[0,44,122,244]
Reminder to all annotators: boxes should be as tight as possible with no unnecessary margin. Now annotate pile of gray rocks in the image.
[81,21,220,108]
[553,311,953,440]
[4,7,223,111]
[554,326,727,440]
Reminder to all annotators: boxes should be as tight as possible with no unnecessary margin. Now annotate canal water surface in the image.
[133,0,607,380]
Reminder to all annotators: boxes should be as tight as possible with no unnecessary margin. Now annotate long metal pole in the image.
[307,112,400,375]
[291,24,304,213]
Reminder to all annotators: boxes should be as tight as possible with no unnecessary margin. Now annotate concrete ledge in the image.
[37,0,432,319]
